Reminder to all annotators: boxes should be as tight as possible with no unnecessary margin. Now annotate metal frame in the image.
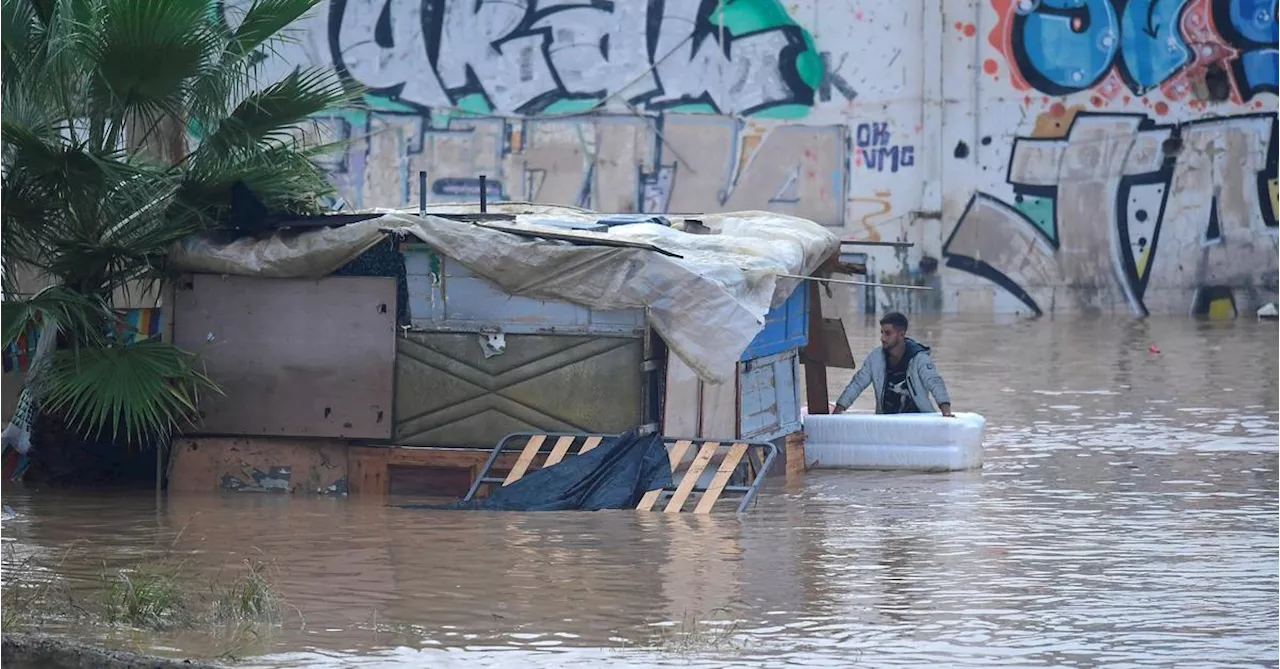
[462,431,778,514]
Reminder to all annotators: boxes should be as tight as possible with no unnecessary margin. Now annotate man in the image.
[833,312,953,416]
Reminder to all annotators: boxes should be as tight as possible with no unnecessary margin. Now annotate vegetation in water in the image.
[1,544,83,633]
[212,558,282,624]
[103,564,189,629]
[2,543,289,640]
[648,607,745,654]
[1,0,357,451]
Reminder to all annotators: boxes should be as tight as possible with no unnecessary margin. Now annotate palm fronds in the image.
[1,0,354,448]
[39,341,222,447]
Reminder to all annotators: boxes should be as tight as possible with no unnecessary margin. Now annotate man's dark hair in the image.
[879,312,909,331]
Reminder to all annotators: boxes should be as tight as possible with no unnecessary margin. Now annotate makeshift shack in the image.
[164,203,840,498]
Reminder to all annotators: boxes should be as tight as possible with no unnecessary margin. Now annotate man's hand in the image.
[939,403,954,417]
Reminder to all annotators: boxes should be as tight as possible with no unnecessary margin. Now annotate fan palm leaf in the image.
[39,342,222,446]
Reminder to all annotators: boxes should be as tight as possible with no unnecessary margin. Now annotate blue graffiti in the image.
[855,122,914,173]
[1214,0,1279,98]
[1011,0,1278,98]
[1011,0,1120,95]
[1117,0,1192,93]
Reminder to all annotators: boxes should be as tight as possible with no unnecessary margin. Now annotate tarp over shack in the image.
[168,204,840,385]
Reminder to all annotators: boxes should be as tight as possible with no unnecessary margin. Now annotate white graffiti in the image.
[323,0,817,115]
[944,112,1279,316]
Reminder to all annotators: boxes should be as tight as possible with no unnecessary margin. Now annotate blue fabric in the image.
[401,429,673,512]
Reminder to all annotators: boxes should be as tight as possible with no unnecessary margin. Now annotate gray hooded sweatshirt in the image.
[834,338,951,414]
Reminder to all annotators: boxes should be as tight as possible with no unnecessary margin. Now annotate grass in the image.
[103,564,188,629]
[3,540,288,637]
[648,607,744,654]
[1,543,85,633]
[99,556,286,630]
[212,558,281,624]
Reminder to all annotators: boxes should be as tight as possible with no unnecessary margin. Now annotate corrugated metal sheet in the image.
[739,350,802,442]
[740,285,809,361]
[403,245,646,335]
[173,274,396,439]
[394,331,644,448]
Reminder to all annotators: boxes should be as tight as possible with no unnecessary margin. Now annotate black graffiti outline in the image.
[941,193,1052,315]
[943,110,1279,316]
[1113,0,1193,96]
[1009,0,1195,97]
[1009,0,1118,97]
[328,0,817,117]
[1210,0,1280,100]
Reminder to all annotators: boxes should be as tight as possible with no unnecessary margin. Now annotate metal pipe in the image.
[418,171,427,216]
[767,272,935,291]
[840,240,914,248]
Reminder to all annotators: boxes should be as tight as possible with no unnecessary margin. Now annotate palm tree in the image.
[1,0,357,451]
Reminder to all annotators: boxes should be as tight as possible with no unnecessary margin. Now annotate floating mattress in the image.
[802,412,986,471]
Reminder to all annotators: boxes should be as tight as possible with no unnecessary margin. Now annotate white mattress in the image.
[802,412,986,471]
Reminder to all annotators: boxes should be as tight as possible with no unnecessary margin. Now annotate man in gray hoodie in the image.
[833,312,953,416]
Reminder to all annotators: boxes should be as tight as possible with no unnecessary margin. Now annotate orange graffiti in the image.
[849,190,894,242]
[986,0,1031,90]
[1031,105,1086,138]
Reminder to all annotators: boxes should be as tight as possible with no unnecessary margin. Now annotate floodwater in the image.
[2,317,1277,668]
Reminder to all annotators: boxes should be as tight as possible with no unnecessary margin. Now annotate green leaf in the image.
[38,341,222,446]
[2,285,112,350]
[82,0,220,127]
[197,66,353,157]
[221,0,320,62]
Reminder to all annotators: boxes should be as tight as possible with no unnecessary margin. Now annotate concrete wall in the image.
[233,0,1278,316]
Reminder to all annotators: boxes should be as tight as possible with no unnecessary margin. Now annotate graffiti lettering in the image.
[223,0,841,225]
[1118,0,1193,92]
[1011,0,1121,94]
[855,122,915,173]
[997,0,1278,99]
[656,117,847,220]
[1213,0,1280,98]
[313,111,849,224]
[943,112,1279,316]
[325,0,822,116]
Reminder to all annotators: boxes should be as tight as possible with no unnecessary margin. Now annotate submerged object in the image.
[1257,303,1278,320]
[802,412,986,472]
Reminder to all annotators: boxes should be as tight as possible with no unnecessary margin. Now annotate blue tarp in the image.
[400,429,673,512]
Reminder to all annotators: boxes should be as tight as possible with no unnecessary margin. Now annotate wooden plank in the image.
[693,443,748,514]
[637,440,693,511]
[664,442,719,513]
[577,436,603,454]
[543,436,576,467]
[503,435,547,485]
[173,275,396,439]
[801,280,830,413]
[821,317,857,369]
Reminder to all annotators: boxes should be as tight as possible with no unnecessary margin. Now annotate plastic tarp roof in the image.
[169,204,839,385]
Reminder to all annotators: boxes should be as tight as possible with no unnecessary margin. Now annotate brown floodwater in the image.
[3,317,1277,668]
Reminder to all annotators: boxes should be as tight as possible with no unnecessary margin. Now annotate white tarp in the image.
[170,205,839,384]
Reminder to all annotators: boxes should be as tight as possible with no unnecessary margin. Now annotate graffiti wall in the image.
[949,0,1279,316]
[235,0,859,226]
[242,0,1276,316]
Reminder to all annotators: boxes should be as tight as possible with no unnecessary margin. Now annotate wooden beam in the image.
[801,280,830,414]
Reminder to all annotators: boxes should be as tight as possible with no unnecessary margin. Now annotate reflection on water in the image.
[3,317,1277,667]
